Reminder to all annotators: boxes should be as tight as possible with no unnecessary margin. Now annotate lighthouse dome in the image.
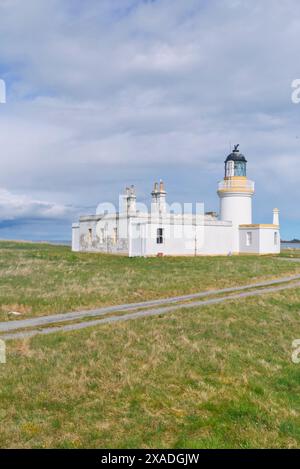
[224,144,247,177]
[225,144,247,163]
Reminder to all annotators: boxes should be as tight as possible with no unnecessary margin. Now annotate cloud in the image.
[0,0,299,238]
[0,187,72,221]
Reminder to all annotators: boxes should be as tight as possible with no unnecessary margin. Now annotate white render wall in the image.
[219,192,253,252]
[78,214,129,254]
[200,224,234,255]
[130,220,197,257]
[238,228,260,254]
[220,193,252,225]
[239,227,280,254]
[129,219,234,257]
[73,214,280,257]
[76,213,234,257]
[258,228,280,254]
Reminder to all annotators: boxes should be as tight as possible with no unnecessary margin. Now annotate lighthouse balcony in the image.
[218,178,255,193]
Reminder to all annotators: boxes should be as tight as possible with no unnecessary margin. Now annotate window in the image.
[88,228,92,243]
[274,232,279,246]
[234,161,246,177]
[246,231,252,246]
[156,228,164,244]
[225,160,235,178]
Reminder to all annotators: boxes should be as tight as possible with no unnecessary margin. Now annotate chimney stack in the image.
[273,208,280,226]
[124,185,136,216]
[151,180,167,215]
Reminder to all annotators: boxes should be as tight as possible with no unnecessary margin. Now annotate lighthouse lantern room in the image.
[225,144,247,178]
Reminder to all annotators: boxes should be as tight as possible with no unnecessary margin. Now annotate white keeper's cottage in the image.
[72,145,280,256]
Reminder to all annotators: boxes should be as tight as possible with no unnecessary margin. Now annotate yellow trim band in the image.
[224,176,247,181]
[239,224,280,229]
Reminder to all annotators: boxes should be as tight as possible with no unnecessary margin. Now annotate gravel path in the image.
[1,278,300,341]
[276,257,300,262]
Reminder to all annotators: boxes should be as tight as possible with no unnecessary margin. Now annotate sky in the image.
[0,0,300,241]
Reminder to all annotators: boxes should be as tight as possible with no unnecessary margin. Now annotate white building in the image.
[72,146,280,256]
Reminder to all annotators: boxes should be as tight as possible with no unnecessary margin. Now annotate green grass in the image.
[1,241,300,320]
[1,287,300,448]
[280,249,300,258]
[1,241,300,448]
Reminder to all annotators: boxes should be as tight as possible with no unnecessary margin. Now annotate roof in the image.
[225,144,247,163]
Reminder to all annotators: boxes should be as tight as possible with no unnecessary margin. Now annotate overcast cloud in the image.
[0,0,300,239]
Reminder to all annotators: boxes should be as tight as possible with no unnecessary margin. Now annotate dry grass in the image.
[1,241,299,448]
[0,287,300,448]
[0,241,300,320]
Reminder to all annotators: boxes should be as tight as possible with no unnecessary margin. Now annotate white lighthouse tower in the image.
[217,145,255,252]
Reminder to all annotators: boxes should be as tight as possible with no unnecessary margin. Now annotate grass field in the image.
[280,249,300,258]
[0,241,300,449]
[1,288,300,448]
[1,241,300,320]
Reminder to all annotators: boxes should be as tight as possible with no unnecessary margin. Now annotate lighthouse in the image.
[217,145,255,252]
[73,143,280,256]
